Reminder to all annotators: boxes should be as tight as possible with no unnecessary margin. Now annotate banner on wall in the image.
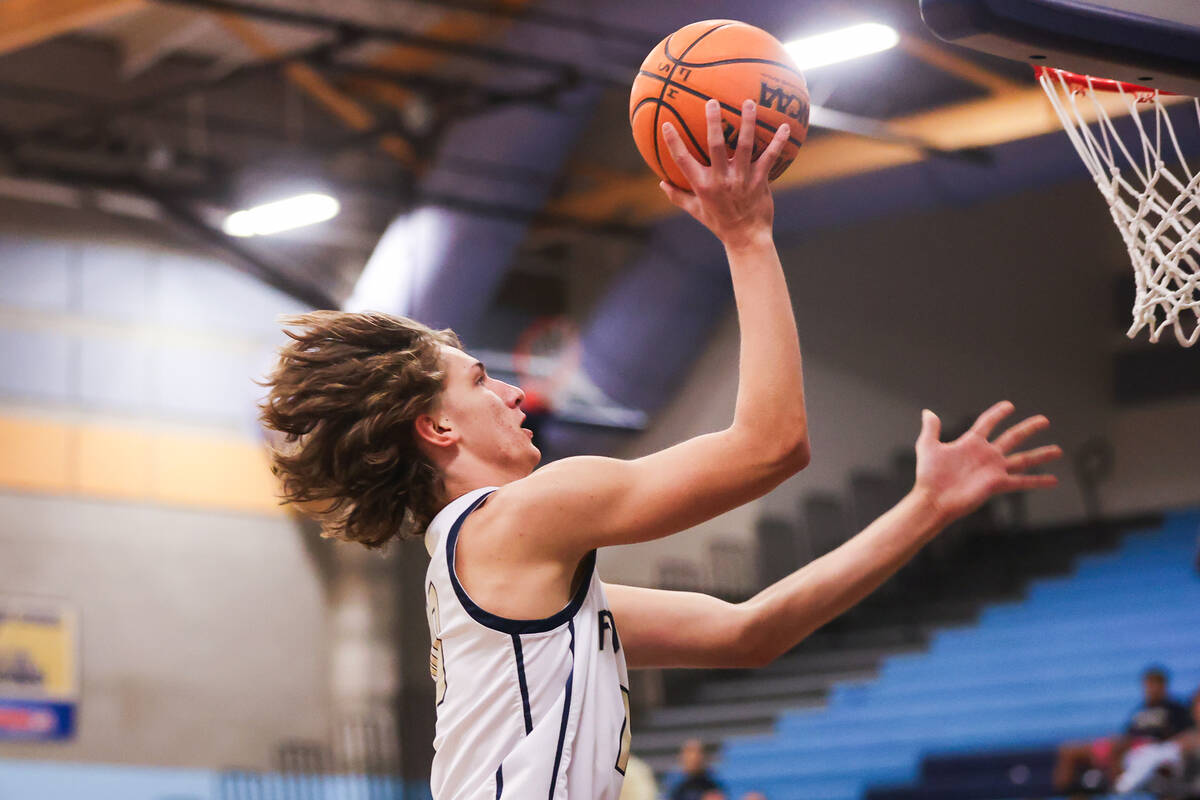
[0,597,78,740]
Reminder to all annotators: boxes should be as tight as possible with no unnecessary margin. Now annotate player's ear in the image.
[414,414,457,449]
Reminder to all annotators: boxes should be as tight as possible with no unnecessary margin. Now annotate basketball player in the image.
[260,99,1062,800]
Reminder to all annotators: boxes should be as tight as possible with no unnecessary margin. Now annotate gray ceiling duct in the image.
[346,84,601,341]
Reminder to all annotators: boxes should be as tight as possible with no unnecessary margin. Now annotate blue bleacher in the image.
[0,760,434,800]
[717,511,1200,800]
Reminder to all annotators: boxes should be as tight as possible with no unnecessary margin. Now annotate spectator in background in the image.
[1116,686,1200,796]
[740,793,768,800]
[1179,689,1200,798]
[670,739,725,800]
[1054,666,1193,793]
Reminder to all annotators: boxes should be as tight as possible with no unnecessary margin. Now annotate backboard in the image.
[920,0,1200,95]
[923,0,1200,346]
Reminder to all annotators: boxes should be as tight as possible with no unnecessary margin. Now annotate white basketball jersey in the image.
[424,487,631,800]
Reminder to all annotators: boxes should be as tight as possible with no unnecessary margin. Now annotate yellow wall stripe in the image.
[0,415,283,516]
[0,417,73,494]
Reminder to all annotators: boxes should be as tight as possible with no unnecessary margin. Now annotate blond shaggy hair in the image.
[259,311,460,548]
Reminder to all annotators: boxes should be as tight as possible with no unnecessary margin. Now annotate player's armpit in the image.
[603,583,766,670]
[488,425,807,557]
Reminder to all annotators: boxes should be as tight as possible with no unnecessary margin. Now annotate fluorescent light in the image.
[784,22,900,71]
[223,192,340,237]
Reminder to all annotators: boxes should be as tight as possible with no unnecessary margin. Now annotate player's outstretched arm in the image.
[491,99,809,557]
[606,402,1063,669]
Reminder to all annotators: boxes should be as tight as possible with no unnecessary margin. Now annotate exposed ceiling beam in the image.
[372,2,521,76]
[0,0,145,56]
[115,4,213,78]
[216,13,415,164]
[2,157,336,307]
[808,104,990,163]
[152,0,623,86]
[24,35,350,141]
[373,0,654,48]
[550,85,1175,223]
[350,4,518,118]
[897,32,1026,95]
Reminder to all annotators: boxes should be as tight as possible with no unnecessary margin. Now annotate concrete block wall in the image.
[0,204,334,771]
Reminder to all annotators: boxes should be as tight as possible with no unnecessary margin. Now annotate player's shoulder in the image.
[445,482,541,559]
[495,454,629,510]
[424,487,498,553]
[466,457,619,559]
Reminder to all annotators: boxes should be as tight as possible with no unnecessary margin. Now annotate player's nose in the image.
[504,381,526,408]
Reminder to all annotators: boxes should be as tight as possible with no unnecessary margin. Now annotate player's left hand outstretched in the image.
[914,401,1063,523]
[659,98,790,250]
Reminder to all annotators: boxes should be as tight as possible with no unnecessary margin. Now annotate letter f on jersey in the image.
[598,610,620,653]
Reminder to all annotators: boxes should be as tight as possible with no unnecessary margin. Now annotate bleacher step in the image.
[759,643,924,676]
[646,696,823,730]
[699,667,877,704]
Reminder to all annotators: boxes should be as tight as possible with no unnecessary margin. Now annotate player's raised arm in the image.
[490,98,809,557]
[605,402,1063,669]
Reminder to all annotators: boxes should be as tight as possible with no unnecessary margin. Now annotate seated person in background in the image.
[1180,689,1200,799]
[670,739,726,800]
[1116,687,1200,796]
[739,793,767,800]
[1055,666,1193,793]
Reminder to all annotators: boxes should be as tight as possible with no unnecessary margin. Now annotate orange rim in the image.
[1034,66,1174,101]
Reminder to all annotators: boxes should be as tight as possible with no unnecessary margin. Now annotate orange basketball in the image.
[630,20,809,191]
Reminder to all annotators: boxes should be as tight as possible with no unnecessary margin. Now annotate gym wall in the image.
[0,201,332,769]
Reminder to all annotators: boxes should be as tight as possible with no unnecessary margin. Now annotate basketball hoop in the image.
[1037,66,1200,346]
[512,316,581,415]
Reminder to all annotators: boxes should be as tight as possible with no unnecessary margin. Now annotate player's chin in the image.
[522,439,542,469]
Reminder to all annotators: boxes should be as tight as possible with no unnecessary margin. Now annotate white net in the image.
[1038,68,1200,346]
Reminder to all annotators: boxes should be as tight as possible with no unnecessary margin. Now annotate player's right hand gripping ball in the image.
[630,19,810,191]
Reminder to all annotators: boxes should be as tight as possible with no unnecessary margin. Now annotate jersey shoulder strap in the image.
[424,486,498,557]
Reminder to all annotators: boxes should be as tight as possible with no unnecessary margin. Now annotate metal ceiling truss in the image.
[150,0,627,87]
[2,108,642,237]
[375,0,656,50]
[0,0,640,310]
[23,33,358,143]
[0,154,337,308]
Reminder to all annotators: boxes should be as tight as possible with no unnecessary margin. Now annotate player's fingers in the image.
[659,180,702,216]
[1006,444,1063,473]
[999,473,1059,492]
[661,121,705,187]
[734,99,757,173]
[969,400,1015,440]
[704,99,727,176]
[993,414,1050,453]
[917,408,942,446]
[752,123,790,184]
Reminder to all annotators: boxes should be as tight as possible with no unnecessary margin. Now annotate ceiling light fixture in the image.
[223,192,340,237]
[784,22,901,71]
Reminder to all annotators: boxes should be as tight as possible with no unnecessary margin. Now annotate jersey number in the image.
[615,686,631,774]
[427,583,446,705]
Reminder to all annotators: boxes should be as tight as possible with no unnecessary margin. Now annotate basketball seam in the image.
[659,23,804,79]
[650,22,732,181]
[633,98,709,163]
[665,54,806,79]
[637,70,807,149]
